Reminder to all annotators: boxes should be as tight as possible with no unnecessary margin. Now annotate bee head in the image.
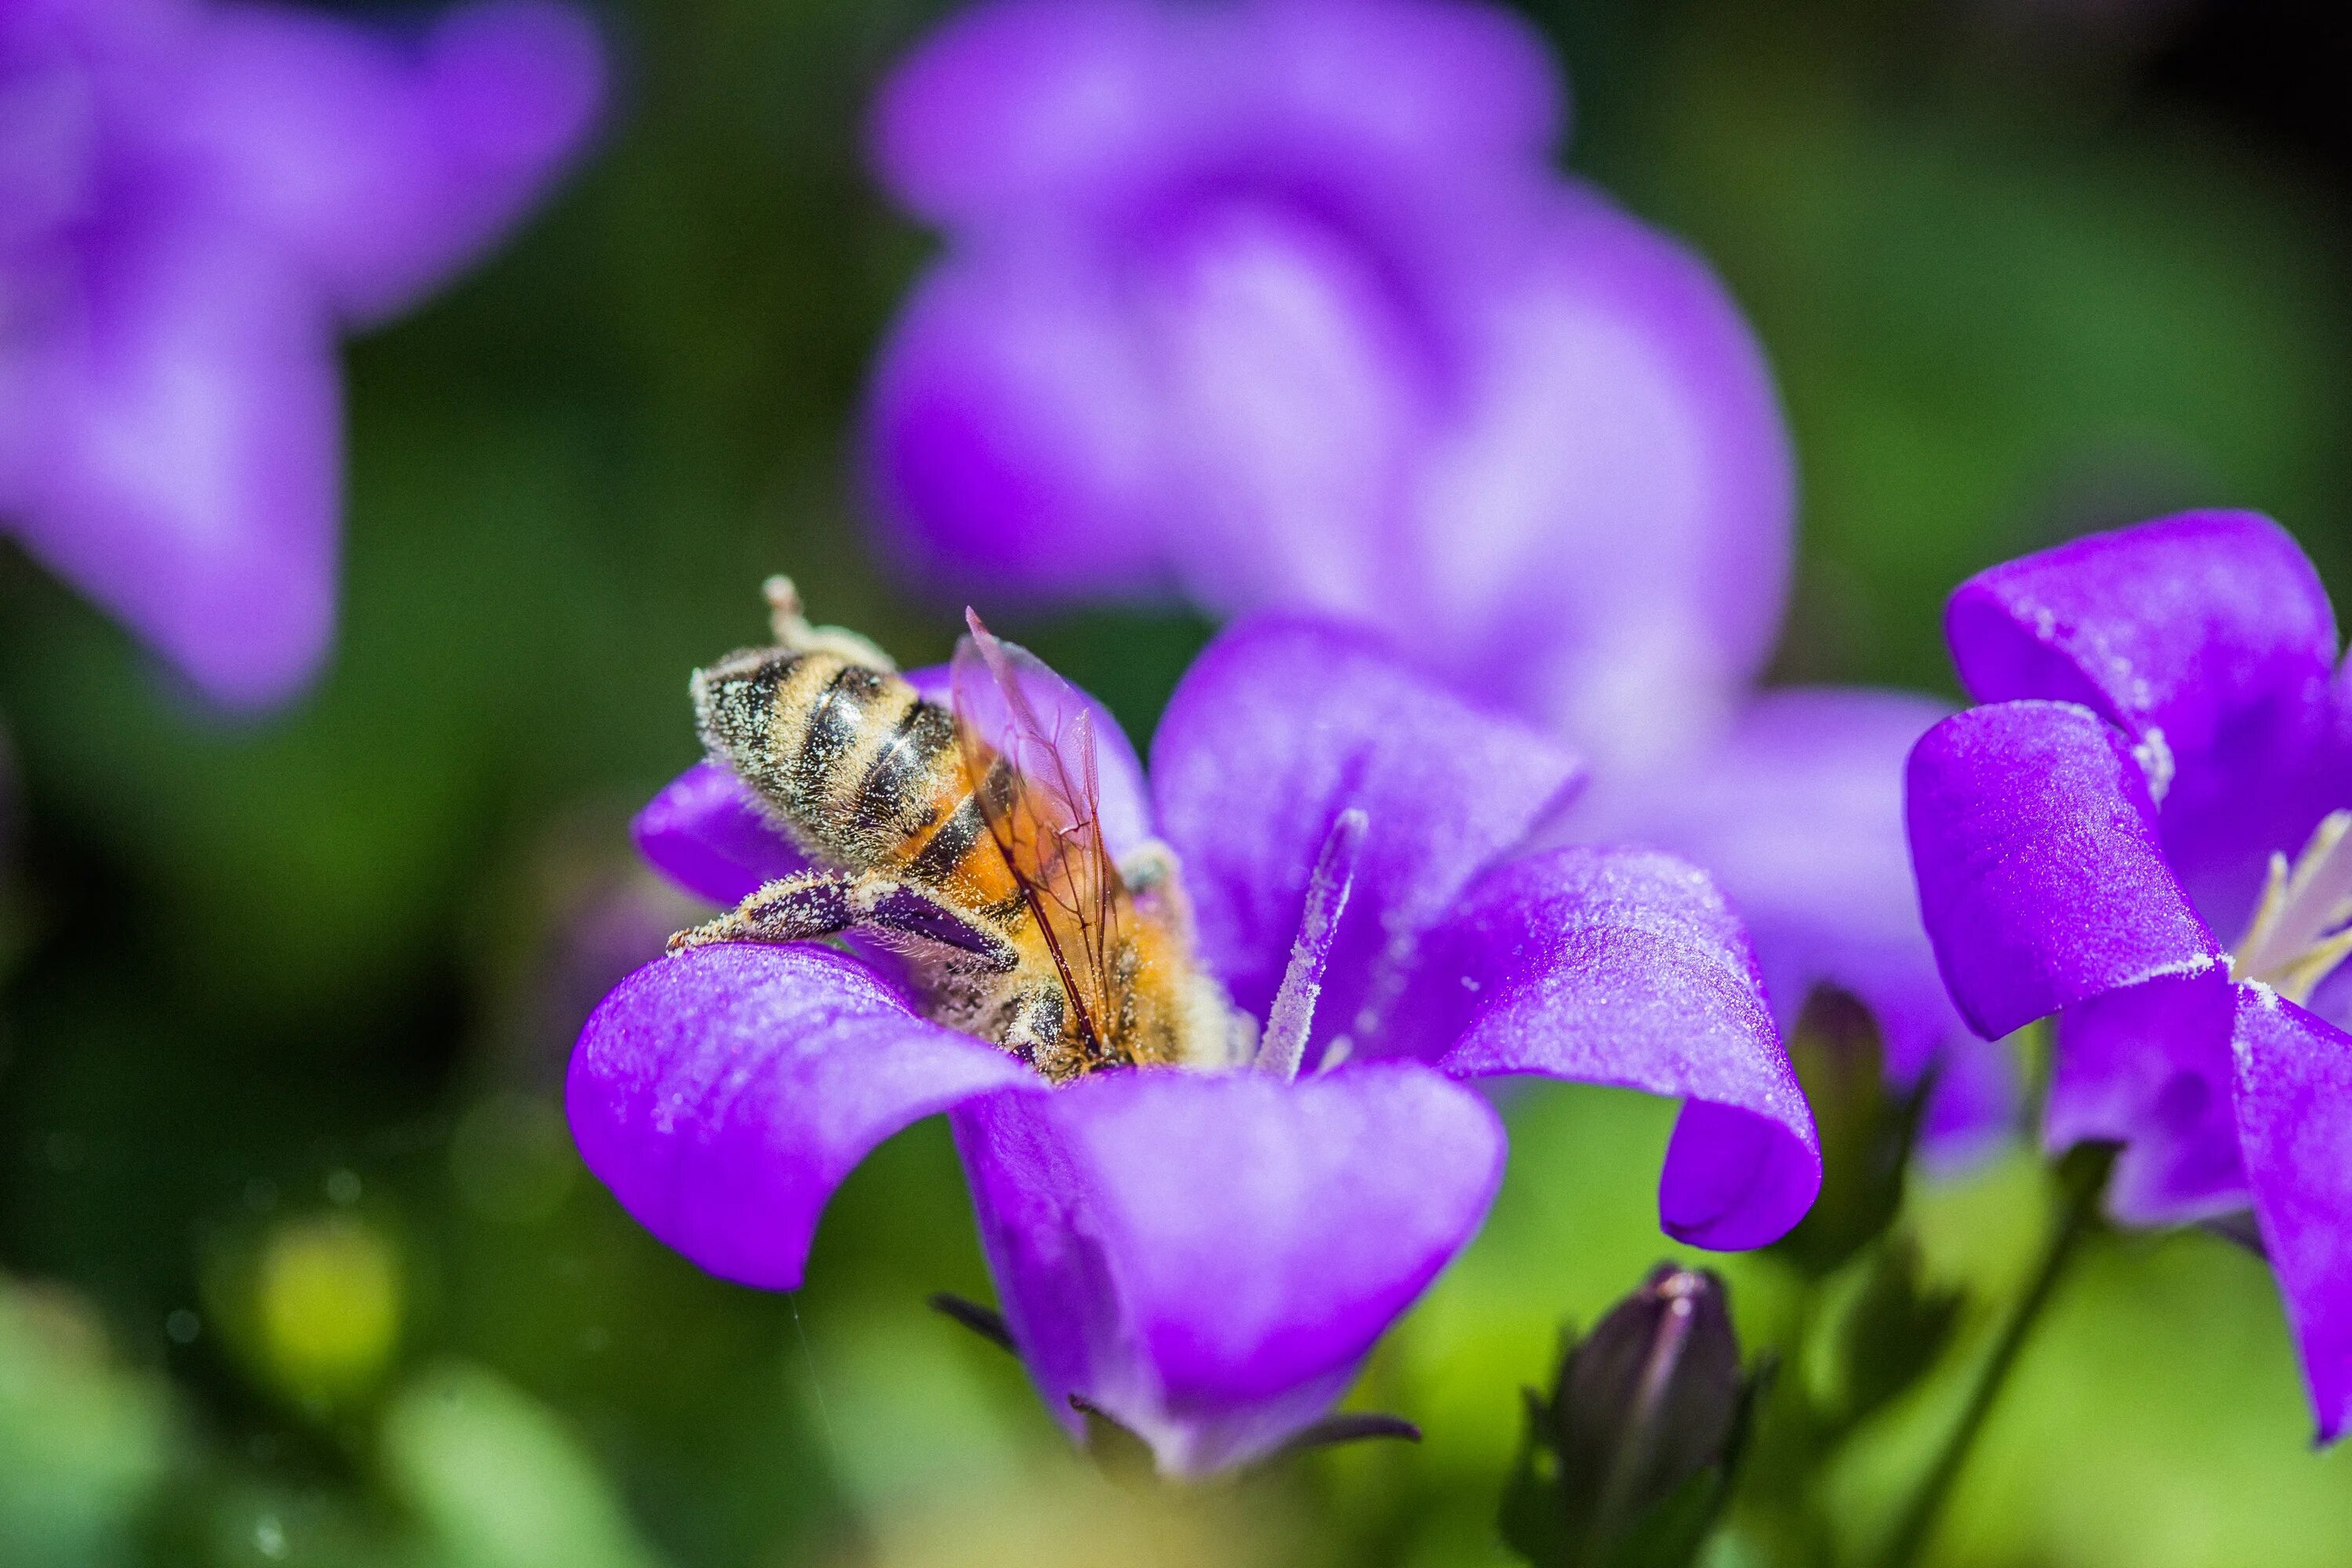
[690,646,793,779]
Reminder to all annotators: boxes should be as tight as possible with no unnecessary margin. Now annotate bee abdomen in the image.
[844,690,1020,906]
[696,650,903,855]
[851,695,962,841]
[693,647,1021,906]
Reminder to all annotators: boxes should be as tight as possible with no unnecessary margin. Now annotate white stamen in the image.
[1313,1038,1356,1077]
[1256,809,1368,1081]
[2132,725,2176,805]
[2232,810,2352,1003]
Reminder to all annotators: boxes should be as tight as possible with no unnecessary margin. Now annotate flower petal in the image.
[1565,686,2009,1155]
[1150,616,1584,1065]
[862,255,1169,600]
[1142,187,1445,633]
[1406,184,1794,757]
[0,216,339,708]
[869,0,1559,227]
[1944,510,2338,831]
[632,761,810,906]
[1248,0,1562,165]
[2048,973,2244,1224]
[1385,846,1818,1250]
[1906,700,2219,1040]
[566,944,1035,1290]
[2231,983,2352,1443]
[865,2,1788,755]
[176,0,604,322]
[867,0,1173,225]
[953,1060,1502,1475]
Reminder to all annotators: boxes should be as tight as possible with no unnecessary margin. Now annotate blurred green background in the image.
[5,0,2351,1563]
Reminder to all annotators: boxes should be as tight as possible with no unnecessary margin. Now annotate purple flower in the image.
[0,0,604,707]
[1905,509,2352,1439]
[568,615,1820,1475]
[858,0,2003,1152]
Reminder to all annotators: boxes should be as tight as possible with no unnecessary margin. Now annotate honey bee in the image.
[670,578,1243,1082]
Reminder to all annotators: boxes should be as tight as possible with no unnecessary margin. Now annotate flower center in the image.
[2231,810,2352,1004]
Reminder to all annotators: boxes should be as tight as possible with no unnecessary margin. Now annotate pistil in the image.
[2232,810,2352,1004]
[1256,810,1368,1080]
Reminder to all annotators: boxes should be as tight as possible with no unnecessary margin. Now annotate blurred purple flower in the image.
[1907,510,2352,1440]
[570,616,1820,1475]
[858,0,2005,1153]
[0,0,604,707]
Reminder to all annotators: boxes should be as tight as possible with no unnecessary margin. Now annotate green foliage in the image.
[1624,0,2352,691]
[1833,1243,1963,1433]
[382,1363,666,1568]
[0,1279,171,1567]
[1770,990,1936,1280]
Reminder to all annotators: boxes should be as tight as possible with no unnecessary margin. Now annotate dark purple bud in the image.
[1496,1269,1759,1561]
[1504,1265,1755,1567]
[1562,1267,1741,1523]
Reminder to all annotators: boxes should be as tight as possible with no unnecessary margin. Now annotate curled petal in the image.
[1567,686,2009,1156]
[2232,984,2352,1443]
[2049,973,2244,1224]
[1142,187,1445,635]
[953,1061,1502,1475]
[1150,616,1584,1066]
[632,761,808,906]
[566,944,1035,1290]
[1907,700,2219,1040]
[1945,510,2338,829]
[1390,846,1820,1250]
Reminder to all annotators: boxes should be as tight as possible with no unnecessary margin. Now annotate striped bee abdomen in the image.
[691,647,1022,908]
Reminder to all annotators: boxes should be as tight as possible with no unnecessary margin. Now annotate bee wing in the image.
[950,612,1125,1051]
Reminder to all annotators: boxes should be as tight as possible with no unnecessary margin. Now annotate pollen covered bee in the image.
[670,578,1242,1082]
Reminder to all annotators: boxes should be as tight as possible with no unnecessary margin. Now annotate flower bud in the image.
[1503,1265,1758,1568]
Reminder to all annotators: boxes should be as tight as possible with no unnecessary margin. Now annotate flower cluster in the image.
[0,0,603,706]
[572,615,1820,1474]
[558,0,2352,1500]
[858,0,2006,1152]
[1907,510,2352,1439]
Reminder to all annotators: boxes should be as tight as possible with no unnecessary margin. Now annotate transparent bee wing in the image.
[950,611,1126,1056]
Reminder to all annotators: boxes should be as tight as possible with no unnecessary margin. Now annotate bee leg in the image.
[998,982,1073,1079]
[667,873,1021,973]
[666,872,857,952]
[852,880,1020,971]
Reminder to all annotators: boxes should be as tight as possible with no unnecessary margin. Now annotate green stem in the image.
[1870,1142,2118,1568]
